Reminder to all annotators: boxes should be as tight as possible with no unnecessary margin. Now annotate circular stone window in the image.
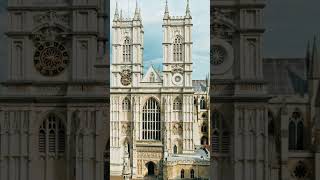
[172,73,183,86]
[293,162,307,179]
[212,45,226,65]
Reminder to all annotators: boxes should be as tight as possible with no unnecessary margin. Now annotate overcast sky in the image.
[110,0,210,80]
[0,0,319,80]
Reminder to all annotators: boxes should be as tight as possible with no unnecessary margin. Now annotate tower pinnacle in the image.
[114,2,119,21]
[186,0,191,18]
[164,0,170,19]
[134,0,140,20]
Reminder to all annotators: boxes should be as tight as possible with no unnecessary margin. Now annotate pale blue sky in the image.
[110,0,210,80]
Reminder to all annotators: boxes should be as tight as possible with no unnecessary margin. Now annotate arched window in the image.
[201,124,207,133]
[39,114,65,154]
[180,169,185,178]
[173,36,183,62]
[173,145,178,154]
[173,97,182,111]
[211,111,229,153]
[142,98,161,140]
[150,72,155,82]
[201,136,208,145]
[122,97,131,111]
[200,96,206,109]
[288,111,304,150]
[190,169,195,178]
[289,121,296,150]
[123,37,131,62]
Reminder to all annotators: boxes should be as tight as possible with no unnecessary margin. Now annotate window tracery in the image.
[123,37,131,62]
[173,36,183,62]
[142,98,161,140]
[289,111,304,150]
[39,113,65,155]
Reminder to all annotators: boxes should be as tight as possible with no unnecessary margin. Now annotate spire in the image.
[186,0,191,17]
[114,2,119,21]
[164,0,169,19]
[120,9,123,21]
[138,8,142,20]
[134,0,139,20]
[311,35,320,79]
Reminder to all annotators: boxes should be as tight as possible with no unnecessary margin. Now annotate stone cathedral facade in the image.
[110,1,210,180]
[0,1,109,180]
[212,0,320,180]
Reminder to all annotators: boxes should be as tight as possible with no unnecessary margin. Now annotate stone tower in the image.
[111,2,144,88]
[162,0,193,88]
[0,1,108,180]
[211,0,269,180]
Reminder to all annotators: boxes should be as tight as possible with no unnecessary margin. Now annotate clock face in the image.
[34,41,69,76]
[120,69,132,86]
[212,45,226,66]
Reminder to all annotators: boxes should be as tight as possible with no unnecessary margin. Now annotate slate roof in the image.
[263,58,308,96]
[192,80,208,92]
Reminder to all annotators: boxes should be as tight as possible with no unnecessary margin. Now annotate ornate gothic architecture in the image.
[110,1,210,179]
[212,0,320,180]
[0,1,109,180]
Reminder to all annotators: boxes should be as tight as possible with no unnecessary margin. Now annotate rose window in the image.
[212,45,226,65]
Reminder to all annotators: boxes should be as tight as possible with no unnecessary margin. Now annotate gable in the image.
[142,66,162,83]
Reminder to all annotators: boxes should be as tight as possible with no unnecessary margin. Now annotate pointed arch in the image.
[123,37,131,62]
[200,96,206,109]
[173,144,178,154]
[142,97,161,140]
[201,123,207,133]
[173,35,184,62]
[211,110,229,153]
[173,97,182,111]
[190,169,195,178]
[122,97,131,111]
[288,110,304,150]
[180,169,185,178]
[38,113,65,155]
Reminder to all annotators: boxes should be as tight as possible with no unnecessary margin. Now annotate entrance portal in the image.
[146,161,155,176]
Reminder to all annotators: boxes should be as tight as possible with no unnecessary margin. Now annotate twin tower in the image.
[111,0,193,88]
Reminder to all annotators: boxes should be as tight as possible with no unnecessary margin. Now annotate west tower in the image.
[162,0,193,88]
[211,0,268,180]
[111,2,144,88]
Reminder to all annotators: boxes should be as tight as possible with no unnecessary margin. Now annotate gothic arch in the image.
[122,36,132,62]
[211,110,230,153]
[37,110,66,129]
[122,96,131,111]
[173,96,182,111]
[142,97,161,140]
[289,109,305,150]
[173,35,184,62]
[38,113,66,154]
[145,161,157,176]
[200,96,206,109]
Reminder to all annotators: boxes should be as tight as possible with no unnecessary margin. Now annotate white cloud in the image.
[110,0,210,80]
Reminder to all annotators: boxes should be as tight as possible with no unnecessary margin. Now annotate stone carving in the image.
[33,11,70,28]
[171,64,184,73]
[120,69,132,86]
[122,122,131,135]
